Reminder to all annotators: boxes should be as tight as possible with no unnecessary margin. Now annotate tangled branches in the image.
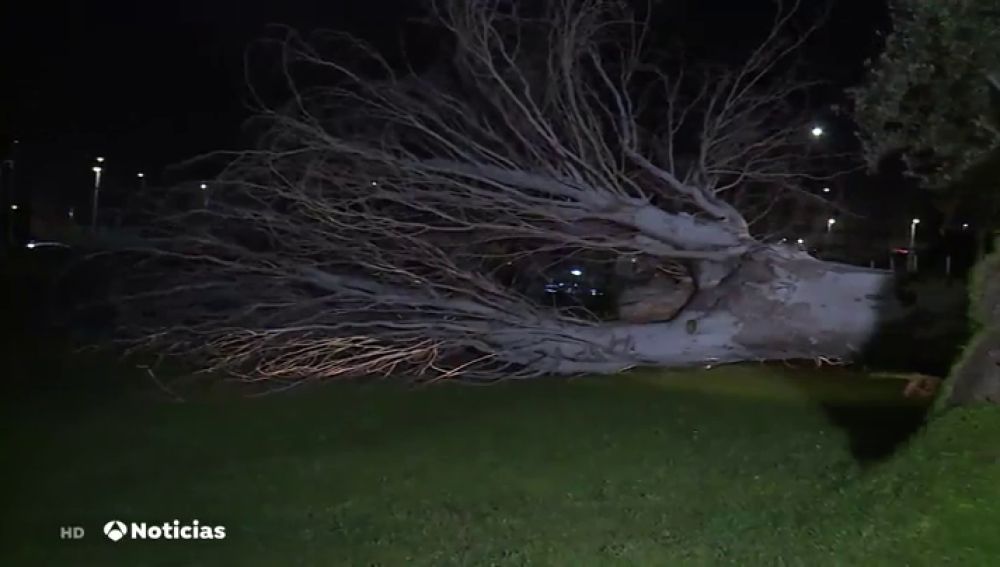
[111,0,837,383]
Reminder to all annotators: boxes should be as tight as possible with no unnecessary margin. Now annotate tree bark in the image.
[493,246,904,374]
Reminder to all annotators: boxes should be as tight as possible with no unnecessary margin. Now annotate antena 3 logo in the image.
[103,520,226,542]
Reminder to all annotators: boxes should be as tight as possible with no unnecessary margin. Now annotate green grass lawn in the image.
[2,358,999,566]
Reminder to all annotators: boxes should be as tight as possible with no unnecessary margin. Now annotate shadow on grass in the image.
[763,364,935,466]
[817,401,930,465]
[825,273,968,464]
[633,364,935,466]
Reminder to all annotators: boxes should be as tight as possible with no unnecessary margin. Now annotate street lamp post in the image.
[200,183,209,208]
[826,218,836,234]
[909,218,921,272]
[137,172,146,191]
[91,158,104,230]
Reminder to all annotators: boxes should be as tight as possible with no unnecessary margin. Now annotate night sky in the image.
[1,0,888,213]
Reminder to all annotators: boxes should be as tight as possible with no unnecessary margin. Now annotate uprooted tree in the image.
[110,0,904,384]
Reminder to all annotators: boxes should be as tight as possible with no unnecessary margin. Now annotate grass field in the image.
[2,355,999,566]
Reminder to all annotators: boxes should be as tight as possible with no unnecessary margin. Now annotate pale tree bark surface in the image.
[500,247,900,374]
[105,0,904,385]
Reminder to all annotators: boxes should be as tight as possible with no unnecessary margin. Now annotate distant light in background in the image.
[200,183,208,190]
[810,126,824,138]
[822,187,831,193]
[25,240,69,250]
[137,172,145,178]
[92,160,104,229]
[68,208,75,220]
[908,219,921,273]
[797,238,805,245]
[10,204,18,211]
[962,223,969,230]
[569,269,583,276]
[370,181,378,186]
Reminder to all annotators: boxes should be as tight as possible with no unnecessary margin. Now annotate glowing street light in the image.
[200,182,210,208]
[827,218,837,233]
[569,268,583,277]
[10,204,18,211]
[908,218,921,272]
[91,160,104,229]
[822,187,831,194]
[797,238,805,246]
[962,223,969,230]
[810,125,824,138]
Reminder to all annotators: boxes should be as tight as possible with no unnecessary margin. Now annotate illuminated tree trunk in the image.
[494,249,901,374]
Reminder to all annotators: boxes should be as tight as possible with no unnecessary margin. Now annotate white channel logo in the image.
[103,521,128,542]
[102,519,226,542]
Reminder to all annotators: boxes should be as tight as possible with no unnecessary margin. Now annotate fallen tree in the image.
[112,0,904,383]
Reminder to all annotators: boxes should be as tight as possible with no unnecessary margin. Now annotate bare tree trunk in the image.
[495,247,901,374]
